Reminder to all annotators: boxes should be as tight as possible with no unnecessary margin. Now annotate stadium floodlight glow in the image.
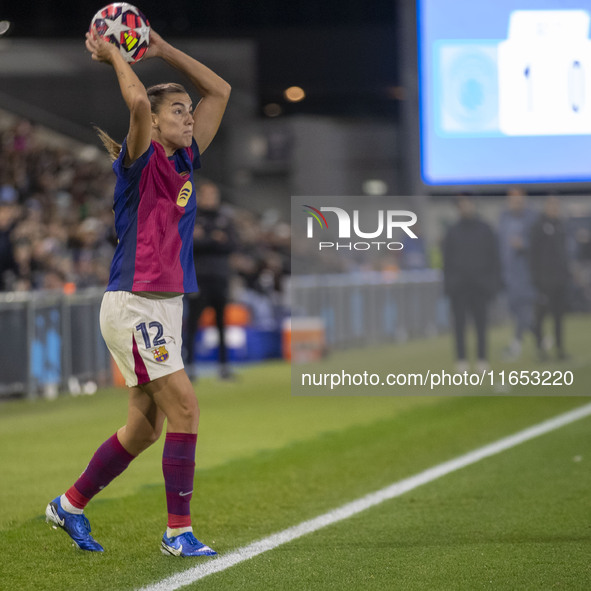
[284,86,306,102]
[0,21,11,37]
[362,179,388,196]
[263,103,282,117]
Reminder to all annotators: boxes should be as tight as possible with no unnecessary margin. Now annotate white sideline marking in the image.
[138,402,591,591]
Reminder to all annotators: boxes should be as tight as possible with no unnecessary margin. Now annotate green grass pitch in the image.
[0,316,590,590]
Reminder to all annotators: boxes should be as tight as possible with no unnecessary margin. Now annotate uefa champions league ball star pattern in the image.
[90,3,150,63]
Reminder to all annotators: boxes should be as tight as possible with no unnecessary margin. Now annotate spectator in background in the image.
[231,211,288,331]
[572,226,591,312]
[529,196,570,361]
[69,217,114,288]
[0,186,20,290]
[12,239,33,291]
[498,188,537,360]
[443,195,502,372]
[400,224,428,271]
[185,181,238,380]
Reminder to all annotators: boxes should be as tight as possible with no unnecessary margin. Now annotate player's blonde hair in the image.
[96,83,190,161]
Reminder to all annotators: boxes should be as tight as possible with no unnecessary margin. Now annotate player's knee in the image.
[145,425,163,446]
[137,426,163,452]
[168,388,199,426]
[122,425,163,456]
[178,395,199,423]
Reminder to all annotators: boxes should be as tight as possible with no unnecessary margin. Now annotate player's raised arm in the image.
[85,28,152,165]
[144,31,231,154]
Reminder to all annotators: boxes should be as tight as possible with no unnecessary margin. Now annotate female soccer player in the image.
[45,27,230,556]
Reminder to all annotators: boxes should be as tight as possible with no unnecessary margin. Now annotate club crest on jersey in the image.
[177,181,193,207]
[152,346,169,363]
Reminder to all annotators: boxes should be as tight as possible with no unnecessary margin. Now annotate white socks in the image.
[167,526,193,538]
[60,494,83,515]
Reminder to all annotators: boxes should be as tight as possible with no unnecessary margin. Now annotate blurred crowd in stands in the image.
[2,114,591,330]
[0,118,115,292]
[0,117,290,328]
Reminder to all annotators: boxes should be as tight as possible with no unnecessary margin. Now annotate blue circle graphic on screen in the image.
[442,48,498,133]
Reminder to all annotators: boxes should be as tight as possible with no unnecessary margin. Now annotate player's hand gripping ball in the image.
[90,3,150,63]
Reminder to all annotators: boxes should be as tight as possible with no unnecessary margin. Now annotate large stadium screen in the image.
[418,0,591,185]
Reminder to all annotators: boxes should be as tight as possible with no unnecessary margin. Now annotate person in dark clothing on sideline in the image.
[0,189,20,291]
[443,195,502,372]
[185,181,237,379]
[498,188,537,360]
[529,196,570,361]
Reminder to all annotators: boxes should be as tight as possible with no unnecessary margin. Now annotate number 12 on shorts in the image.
[135,321,166,349]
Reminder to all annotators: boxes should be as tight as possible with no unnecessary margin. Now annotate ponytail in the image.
[94,126,122,162]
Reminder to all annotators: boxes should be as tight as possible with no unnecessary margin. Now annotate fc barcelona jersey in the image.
[106,138,200,293]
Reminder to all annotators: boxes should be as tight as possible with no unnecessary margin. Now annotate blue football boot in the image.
[45,496,104,552]
[161,531,217,557]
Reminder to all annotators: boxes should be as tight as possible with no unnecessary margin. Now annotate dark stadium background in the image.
[2,1,401,119]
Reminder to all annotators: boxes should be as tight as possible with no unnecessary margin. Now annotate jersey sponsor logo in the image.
[177,180,193,207]
[152,345,169,363]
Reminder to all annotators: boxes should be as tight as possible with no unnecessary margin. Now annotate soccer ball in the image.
[90,3,150,63]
